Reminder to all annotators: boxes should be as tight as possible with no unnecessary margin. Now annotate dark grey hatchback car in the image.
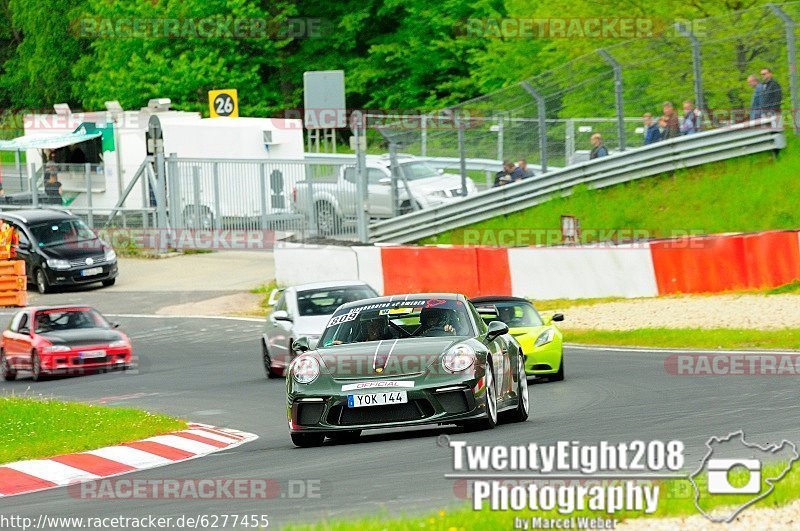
[0,209,118,294]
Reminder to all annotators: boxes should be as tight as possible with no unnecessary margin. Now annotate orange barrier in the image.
[742,231,800,289]
[0,260,27,307]
[476,248,512,296]
[0,275,26,292]
[0,290,26,307]
[651,231,800,295]
[0,261,25,276]
[380,247,512,298]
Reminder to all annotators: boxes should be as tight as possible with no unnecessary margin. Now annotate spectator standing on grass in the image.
[643,113,661,144]
[747,74,764,120]
[518,159,535,178]
[661,102,680,139]
[760,68,782,117]
[589,133,608,159]
[680,100,702,135]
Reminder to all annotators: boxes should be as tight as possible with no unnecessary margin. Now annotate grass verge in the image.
[420,136,800,245]
[286,461,800,530]
[251,280,279,312]
[563,327,800,350]
[0,396,186,464]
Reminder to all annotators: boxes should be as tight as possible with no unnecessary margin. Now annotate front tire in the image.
[35,268,49,294]
[31,350,44,381]
[262,341,280,379]
[464,365,498,431]
[550,356,565,382]
[291,433,325,448]
[1,350,16,381]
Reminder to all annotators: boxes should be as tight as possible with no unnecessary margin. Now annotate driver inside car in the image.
[418,307,457,336]
[357,315,396,342]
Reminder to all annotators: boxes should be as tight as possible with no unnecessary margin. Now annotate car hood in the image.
[40,241,105,260]
[39,328,124,347]
[316,337,462,378]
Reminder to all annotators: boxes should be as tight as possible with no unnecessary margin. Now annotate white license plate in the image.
[347,391,407,408]
[80,350,106,359]
[81,267,103,277]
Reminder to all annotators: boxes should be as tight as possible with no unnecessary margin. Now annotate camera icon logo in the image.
[690,430,799,523]
[706,458,761,494]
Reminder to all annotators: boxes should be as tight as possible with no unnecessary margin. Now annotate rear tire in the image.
[1,351,16,381]
[102,278,116,287]
[507,357,530,423]
[35,268,49,294]
[291,433,325,448]
[314,201,340,237]
[550,356,565,382]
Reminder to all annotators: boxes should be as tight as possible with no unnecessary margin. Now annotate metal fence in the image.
[165,157,360,241]
[372,2,800,172]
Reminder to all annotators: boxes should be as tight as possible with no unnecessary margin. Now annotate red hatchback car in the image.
[0,306,133,381]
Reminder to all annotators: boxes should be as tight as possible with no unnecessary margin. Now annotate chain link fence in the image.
[372,2,800,172]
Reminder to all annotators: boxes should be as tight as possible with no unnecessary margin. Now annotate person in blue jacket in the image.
[643,113,661,144]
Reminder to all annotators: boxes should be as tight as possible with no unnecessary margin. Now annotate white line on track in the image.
[566,343,800,355]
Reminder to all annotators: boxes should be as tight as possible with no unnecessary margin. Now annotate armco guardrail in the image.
[369,119,787,243]
[304,153,504,173]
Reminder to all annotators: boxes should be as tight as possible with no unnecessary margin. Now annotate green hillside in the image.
[421,137,800,246]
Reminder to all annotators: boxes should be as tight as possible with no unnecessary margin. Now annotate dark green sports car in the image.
[285,293,530,447]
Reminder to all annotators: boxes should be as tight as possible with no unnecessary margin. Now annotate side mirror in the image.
[111,322,120,329]
[267,288,283,306]
[485,320,509,342]
[293,337,310,353]
[272,310,292,322]
[552,313,564,322]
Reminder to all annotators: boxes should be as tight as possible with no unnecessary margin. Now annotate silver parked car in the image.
[261,281,378,378]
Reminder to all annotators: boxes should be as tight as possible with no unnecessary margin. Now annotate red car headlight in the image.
[43,345,71,353]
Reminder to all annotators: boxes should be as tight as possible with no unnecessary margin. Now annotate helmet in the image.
[420,307,450,329]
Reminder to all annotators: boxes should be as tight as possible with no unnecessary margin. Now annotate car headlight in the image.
[105,248,117,262]
[108,340,128,348]
[534,328,555,347]
[46,258,71,270]
[442,344,476,373]
[43,344,71,353]
[292,355,320,384]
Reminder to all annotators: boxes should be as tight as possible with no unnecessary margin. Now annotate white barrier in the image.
[351,246,385,294]
[507,245,659,299]
[274,243,360,287]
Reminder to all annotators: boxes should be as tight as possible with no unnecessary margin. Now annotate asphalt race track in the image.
[2,303,800,527]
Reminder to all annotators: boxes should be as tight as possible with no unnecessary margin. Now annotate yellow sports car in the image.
[470,296,564,381]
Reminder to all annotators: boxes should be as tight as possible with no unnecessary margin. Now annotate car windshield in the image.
[29,219,97,248]
[319,298,474,347]
[296,286,378,316]
[476,301,543,328]
[399,162,440,180]
[34,308,110,334]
